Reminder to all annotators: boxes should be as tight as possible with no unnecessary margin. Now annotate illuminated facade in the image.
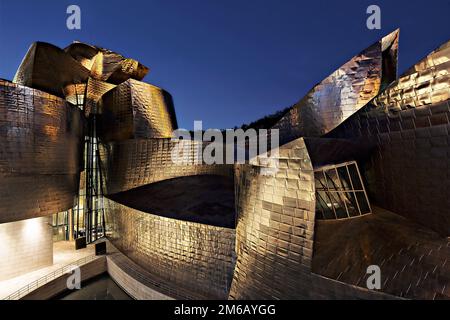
[0,31,449,299]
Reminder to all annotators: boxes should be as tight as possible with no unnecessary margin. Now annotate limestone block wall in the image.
[22,257,107,300]
[106,250,174,300]
[0,217,53,281]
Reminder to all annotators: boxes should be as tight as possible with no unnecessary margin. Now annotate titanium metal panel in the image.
[65,42,149,84]
[99,79,177,141]
[105,198,236,300]
[229,138,394,299]
[0,80,84,223]
[13,42,90,98]
[85,77,116,116]
[374,40,450,111]
[229,138,316,299]
[327,40,450,236]
[99,138,233,195]
[272,30,399,143]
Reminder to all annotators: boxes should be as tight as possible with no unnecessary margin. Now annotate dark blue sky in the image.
[0,0,449,129]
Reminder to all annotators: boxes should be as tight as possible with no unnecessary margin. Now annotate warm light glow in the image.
[0,217,53,281]
[22,217,45,240]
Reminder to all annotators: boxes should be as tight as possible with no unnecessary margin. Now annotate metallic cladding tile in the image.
[228,138,395,299]
[64,42,149,84]
[13,42,90,98]
[327,40,450,236]
[0,80,84,223]
[99,138,233,195]
[272,31,399,143]
[105,198,236,300]
[99,79,177,141]
[374,40,450,112]
[85,77,116,116]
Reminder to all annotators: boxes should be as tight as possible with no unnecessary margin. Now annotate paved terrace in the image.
[0,241,96,299]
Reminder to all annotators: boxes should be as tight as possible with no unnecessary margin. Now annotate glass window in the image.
[314,161,371,220]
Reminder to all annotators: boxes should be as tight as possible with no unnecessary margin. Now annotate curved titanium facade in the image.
[104,198,235,299]
[2,34,449,300]
[0,80,84,223]
[65,42,149,84]
[272,30,399,143]
[374,41,449,111]
[85,77,116,116]
[13,42,90,98]
[99,138,233,195]
[229,138,394,299]
[99,79,178,141]
[328,40,450,236]
[229,138,316,299]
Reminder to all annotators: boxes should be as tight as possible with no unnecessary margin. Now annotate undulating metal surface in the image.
[98,79,177,141]
[2,34,449,300]
[327,40,450,236]
[374,40,450,111]
[99,138,233,195]
[272,30,399,143]
[229,138,393,299]
[104,198,236,300]
[0,79,84,223]
[63,83,87,107]
[229,138,315,298]
[65,42,149,84]
[85,77,116,116]
[13,42,90,98]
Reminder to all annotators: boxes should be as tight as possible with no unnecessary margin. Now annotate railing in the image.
[3,254,99,300]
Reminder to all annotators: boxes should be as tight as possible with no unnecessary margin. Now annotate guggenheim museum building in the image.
[0,29,449,300]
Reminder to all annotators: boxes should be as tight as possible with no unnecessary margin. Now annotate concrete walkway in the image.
[0,241,95,299]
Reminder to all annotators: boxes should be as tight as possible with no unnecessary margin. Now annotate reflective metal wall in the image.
[13,42,90,98]
[99,139,233,195]
[64,42,149,84]
[3,35,449,300]
[0,80,84,223]
[272,30,399,143]
[229,138,316,299]
[228,138,397,299]
[104,198,236,299]
[99,79,177,141]
[328,40,450,236]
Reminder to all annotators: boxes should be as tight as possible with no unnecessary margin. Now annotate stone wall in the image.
[0,217,53,281]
